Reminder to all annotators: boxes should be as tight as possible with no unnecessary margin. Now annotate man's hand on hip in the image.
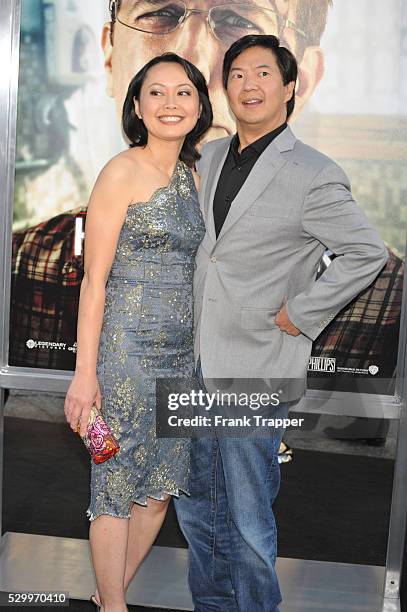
[275,305,301,336]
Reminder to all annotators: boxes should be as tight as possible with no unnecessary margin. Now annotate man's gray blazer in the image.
[194,126,388,393]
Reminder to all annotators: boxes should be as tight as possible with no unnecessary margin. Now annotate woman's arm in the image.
[64,156,134,436]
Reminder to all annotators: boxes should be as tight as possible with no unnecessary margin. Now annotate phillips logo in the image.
[308,356,336,372]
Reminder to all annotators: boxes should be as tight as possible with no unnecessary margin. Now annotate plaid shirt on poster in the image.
[309,248,403,384]
[10,209,86,370]
[9,211,405,375]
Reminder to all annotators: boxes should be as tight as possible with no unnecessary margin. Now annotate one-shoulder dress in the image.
[87,160,205,521]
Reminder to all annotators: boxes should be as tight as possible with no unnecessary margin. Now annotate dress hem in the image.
[86,486,190,522]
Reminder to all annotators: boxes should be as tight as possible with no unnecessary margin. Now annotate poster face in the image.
[9,0,406,393]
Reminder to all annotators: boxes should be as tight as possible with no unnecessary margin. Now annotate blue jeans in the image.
[174,364,291,612]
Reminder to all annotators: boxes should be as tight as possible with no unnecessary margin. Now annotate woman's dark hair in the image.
[122,53,213,167]
[222,35,298,119]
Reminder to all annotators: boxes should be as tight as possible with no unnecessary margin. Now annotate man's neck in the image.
[236,119,287,151]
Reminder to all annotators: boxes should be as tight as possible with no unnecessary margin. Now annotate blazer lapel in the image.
[216,125,297,243]
[204,140,231,243]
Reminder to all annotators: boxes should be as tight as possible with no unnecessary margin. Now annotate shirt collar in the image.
[231,122,288,160]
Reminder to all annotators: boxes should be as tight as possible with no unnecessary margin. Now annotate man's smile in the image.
[242,97,263,106]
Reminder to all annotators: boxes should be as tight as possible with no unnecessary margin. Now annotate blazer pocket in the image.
[241,307,279,330]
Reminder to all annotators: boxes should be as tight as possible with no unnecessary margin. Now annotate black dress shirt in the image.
[213,122,287,238]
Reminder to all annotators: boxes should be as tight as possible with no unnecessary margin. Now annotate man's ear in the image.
[292,46,324,119]
[101,22,114,98]
[284,80,296,104]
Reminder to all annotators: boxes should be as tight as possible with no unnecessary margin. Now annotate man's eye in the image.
[232,73,243,79]
[214,10,261,34]
[134,4,184,33]
[259,71,270,77]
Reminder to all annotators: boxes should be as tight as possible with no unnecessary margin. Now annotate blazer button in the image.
[210,256,217,263]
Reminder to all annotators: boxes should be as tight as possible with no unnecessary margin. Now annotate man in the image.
[10,1,403,405]
[174,35,388,611]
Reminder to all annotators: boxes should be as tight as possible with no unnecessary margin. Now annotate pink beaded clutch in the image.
[76,403,120,464]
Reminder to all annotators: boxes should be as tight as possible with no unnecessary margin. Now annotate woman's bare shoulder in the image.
[91,149,150,205]
[87,152,141,215]
[99,149,140,181]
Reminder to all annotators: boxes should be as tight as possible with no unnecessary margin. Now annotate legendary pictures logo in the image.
[26,339,67,350]
[308,356,336,372]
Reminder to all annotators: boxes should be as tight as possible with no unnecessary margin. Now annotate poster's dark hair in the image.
[122,53,212,167]
[222,35,298,119]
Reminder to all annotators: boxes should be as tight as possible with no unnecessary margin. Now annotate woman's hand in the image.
[64,373,102,437]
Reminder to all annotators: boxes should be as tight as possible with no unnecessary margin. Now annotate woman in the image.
[64,53,212,612]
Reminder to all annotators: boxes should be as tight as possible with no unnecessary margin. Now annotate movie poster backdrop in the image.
[9,0,406,394]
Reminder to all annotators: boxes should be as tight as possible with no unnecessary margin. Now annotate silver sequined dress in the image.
[87,160,205,521]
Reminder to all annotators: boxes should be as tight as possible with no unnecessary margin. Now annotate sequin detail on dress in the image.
[87,160,205,521]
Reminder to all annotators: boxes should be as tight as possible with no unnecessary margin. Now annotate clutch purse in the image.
[76,403,120,464]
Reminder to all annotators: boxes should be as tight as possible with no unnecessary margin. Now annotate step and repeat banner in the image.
[9,0,406,394]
